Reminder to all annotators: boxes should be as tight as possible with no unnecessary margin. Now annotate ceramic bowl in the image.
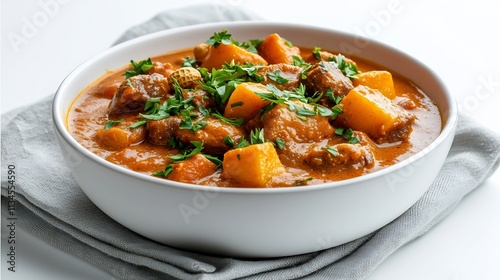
[53,21,457,257]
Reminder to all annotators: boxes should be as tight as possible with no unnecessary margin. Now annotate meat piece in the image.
[182,88,215,109]
[303,143,374,171]
[303,50,335,64]
[107,73,170,118]
[176,117,245,155]
[146,61,175,78]
[305,62,353,105]
[257,63,303,91]
[146,116,182,145]
[261,101,334,143]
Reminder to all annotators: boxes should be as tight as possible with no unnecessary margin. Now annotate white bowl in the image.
[53,21,457,257]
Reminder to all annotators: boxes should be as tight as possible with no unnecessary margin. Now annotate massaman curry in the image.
[68,30,441,188]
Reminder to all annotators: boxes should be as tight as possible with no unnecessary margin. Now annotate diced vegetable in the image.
[222,142,284,188]
[258,33,301,64]
[338,85,415,143]
[224,82,271,121]
[201,43,268,70]
[167,154,217,183]
[353,71,396,99]
[94,127,130,151]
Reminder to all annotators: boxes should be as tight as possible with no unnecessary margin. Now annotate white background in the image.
[1,0,500,279]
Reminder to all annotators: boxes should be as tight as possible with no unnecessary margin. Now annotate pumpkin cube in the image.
[353,70,396,99]
[258,33,301,64]
[222,142,284,188]
[224,82,271,121]
[338,85,415,143]
[201,43,268,70]
[168,154,217,184]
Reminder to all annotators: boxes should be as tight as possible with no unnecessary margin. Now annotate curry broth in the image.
[67,47,441,187]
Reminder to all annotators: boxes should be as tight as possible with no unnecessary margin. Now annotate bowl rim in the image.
[53,21,458,194]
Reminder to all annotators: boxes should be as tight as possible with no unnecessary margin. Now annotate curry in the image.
[67,30,441,188]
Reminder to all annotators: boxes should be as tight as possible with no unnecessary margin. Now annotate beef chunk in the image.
[305,62,353,105]
[176,117,245,155]
[107,73,170,118]
[182,88,215,109]
[146,116,182,145]
[146,61,175,78]
[303,143,374,171]
[257,63,303,91]
[261,101,334,143]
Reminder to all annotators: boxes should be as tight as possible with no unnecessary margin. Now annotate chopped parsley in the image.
[122,58,153,79]
[230,101,244,108]
[294,177,313,186]
[198,61,264,107]
[275,137,286,150]
[154,141,222,177]
[250,128,266,145]
[335,127,360,144]
[267,70,289,85]
[212,112,244,127]
[104,119,124,130]
[312,47,322,60]
[182,56,197,67]
[205,29,234,47]
[205,30,262,53]
[325,146,339,157]
[327,54,360,79]
[256,84,343,121]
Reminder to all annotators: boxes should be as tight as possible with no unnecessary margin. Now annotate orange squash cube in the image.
[167,154,217,184]
[201,43,268,70]
[222,142,284,188]
[353,70,396,99]
[338,85,415,143]
[224,83,271,121]
[258,33,301,64]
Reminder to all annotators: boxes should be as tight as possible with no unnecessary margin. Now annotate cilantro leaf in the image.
[205,29,234,47]
[122,58,153,79]
[105,119,124,130]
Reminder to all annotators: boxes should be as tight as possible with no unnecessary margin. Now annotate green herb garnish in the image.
[205,29,234,47]
[325,146,339,157]
[268,70,289,85]
[105,119,124,130]
[123,58,153,79]
[328,54,360,79]
[335,127,360,144]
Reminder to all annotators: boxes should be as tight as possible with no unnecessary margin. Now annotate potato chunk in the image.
[222,142,284,188]
[258,33,301,64]
[353,71,396,99]
[167,154,217,184]
[224,83,271,121]
[338,85,415,143]
[200,43,268,70]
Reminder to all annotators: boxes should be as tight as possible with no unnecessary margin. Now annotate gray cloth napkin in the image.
[2,3,500,280]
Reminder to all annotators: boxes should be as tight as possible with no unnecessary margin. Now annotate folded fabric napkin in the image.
[2,3,500,280]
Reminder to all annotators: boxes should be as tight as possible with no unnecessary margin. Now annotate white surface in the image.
[1,0,499,279]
